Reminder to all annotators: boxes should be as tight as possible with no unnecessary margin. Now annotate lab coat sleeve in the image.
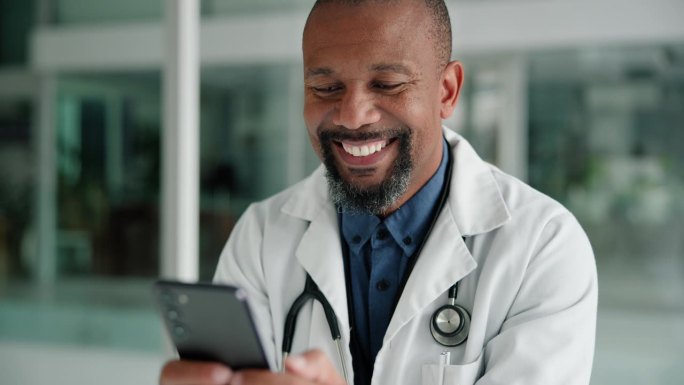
[477,212,598,385]
[213,204,278,370]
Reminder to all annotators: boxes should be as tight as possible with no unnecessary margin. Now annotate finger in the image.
[229,369,306,385]
[284,350,346,385]
[160,360,233,385]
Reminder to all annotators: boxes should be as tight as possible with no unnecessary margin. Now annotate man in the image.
[161,0,597,384]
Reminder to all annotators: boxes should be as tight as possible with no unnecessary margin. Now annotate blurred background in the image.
[0,0,683,384]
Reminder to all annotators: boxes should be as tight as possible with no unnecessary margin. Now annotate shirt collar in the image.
[341,138,450,256]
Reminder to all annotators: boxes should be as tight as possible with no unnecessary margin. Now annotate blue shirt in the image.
[340,139,450,384]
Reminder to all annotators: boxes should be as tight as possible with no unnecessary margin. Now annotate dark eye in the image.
[372,82,404,92]
[311,84,343,96]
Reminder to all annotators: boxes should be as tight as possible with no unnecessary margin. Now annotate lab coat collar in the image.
[280,127,511,346]
[442,127,511,236]
[281,128,511,239]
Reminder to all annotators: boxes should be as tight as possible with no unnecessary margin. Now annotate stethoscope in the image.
[281,148,470,382]
[282,274,350,380]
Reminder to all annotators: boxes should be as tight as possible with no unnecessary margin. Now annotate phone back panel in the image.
[154,280,270,370]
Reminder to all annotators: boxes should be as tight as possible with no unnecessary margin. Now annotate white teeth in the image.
[342,140,388,157]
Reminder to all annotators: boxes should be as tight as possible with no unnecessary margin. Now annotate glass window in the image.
[457,57,510,164]
[0,72,165,355]
[0,0,34,65]
[528,45,684,385]
[0,99,33,279]
[1,63,312,356]
[198,64,314,279]
[56,73,162,278]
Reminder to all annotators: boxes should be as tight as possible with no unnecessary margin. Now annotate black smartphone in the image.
[153,280,271,370]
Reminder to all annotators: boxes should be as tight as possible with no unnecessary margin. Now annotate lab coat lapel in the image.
[283,167,351,343]
[444,129,511,237]
[294,205,350,341]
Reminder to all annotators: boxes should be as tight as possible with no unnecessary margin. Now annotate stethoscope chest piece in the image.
[429,285,470,346]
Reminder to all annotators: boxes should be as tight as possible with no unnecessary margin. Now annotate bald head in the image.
[306,0,452,67]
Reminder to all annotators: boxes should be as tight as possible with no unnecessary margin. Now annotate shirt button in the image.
[352,235,362,244]
[403,236,413,245]
[377,229,389,240]
[376,279,391,291]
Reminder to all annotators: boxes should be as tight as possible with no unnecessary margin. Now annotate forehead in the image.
[302,2,434,72]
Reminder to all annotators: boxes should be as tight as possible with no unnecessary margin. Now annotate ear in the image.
[439,61,464,120]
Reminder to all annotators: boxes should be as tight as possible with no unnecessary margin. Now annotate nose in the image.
[332,86,381,130]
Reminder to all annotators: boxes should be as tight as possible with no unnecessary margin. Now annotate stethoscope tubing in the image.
[282,275,350,382]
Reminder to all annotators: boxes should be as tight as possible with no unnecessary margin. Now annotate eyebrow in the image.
[305,67,334,79]
[305,63,415,80]
[370,63,414,76]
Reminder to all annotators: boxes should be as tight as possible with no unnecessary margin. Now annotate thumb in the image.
[284,349,346,385]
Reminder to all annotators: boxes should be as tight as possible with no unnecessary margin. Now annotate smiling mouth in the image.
[340,139,388,157]
[330,137,398,173]
[335,137,398,157]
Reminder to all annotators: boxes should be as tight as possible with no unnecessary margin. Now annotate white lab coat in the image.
[214,128,597,385]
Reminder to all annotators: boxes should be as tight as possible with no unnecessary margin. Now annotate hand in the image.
[159,360,233,385]
[231,349,346,385]
[159,350,345,385]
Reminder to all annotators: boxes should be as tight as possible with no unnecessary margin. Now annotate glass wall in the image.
[198,64,313,279]
[0,99,34,280]
[452,53,530,183]
[0,0,34,66]
[0,72,164,352]
[56,73,162,279]
[0,64,312,354]
[527,45,684,385]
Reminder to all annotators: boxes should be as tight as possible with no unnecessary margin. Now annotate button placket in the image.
[376,228,389,241]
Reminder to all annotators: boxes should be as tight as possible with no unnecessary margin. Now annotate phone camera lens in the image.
[167,309,181,320]
[160,290,175,305]
[173,324,187,339]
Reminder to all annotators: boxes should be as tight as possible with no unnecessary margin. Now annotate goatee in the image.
[319,127,413,215]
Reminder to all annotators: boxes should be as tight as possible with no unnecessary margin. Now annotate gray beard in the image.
[319,128,413,215]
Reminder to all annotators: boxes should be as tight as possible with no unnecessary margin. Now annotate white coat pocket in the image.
[421,352,484,385]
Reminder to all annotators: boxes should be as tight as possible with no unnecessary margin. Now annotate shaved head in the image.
[307,0,453,67]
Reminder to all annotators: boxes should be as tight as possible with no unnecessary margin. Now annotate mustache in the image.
[317,126,408,142]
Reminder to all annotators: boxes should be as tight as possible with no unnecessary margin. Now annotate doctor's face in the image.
[302,1,462,215]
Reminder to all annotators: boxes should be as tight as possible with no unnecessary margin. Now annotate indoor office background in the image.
[0,0,683,384]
